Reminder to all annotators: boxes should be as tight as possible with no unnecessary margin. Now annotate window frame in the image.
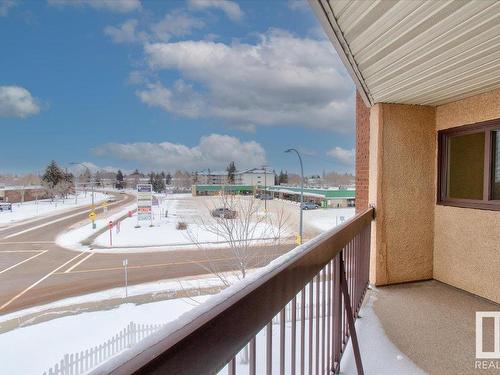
[437,118,500,211]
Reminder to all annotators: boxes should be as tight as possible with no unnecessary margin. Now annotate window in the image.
[438,119,500,210]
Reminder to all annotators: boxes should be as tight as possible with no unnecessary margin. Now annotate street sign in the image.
[137,184,153,222]
[88,211,96,221]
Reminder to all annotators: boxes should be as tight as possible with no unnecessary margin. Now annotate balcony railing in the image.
[93,207,374,375]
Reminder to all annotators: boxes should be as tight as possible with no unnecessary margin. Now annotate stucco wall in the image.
[434,88,500,303]
[369,103,436,285]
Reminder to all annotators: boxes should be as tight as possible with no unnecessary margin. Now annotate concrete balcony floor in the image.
[341,280,500,375]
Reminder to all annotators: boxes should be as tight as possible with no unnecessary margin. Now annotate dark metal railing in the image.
[92,207,374,375]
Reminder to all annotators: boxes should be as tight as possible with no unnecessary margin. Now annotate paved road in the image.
[0,193,293,314]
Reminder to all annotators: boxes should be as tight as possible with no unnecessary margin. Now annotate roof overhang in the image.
[309,0,500,107]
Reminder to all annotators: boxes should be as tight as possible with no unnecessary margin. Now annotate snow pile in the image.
[55,203,136,251]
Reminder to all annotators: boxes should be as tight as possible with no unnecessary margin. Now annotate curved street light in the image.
[70,162,94,207]
[284,148,304,245]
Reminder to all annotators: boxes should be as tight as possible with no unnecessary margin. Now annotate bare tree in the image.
[41,180,57,202]
[184,193,291,286]
[55,180,72,203]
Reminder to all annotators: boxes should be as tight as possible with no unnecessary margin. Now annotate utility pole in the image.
[285,149,304,245]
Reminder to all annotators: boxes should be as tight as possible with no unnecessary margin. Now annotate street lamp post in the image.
[70,162,94,207]
[285,149,304,245]
[262,165,268,211]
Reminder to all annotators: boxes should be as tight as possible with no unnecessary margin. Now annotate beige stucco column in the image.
[368,103,436,285]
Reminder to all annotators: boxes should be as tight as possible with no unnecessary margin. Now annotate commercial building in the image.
[193,168,274,187]
[0,185,45,203]
[265,186,355,208]
[191,184,255,196]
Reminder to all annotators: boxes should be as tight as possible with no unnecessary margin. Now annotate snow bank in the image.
[55,203,136,251]
[0,192,109,226]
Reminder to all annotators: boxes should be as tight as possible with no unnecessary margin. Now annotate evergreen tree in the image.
[152,173,166,192]
[81,167,91,183]
[116,170,124,189]
[226,161,237,184]
[278,170,288,184]
[165,172,172,185]
[42,160,63,188]
[94,171,102,187]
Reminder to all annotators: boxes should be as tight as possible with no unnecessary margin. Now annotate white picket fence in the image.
[43,322,164,375]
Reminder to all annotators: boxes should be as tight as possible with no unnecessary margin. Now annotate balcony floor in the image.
[341,280,500,375]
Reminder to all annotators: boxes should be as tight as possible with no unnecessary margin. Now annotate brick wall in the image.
[3,188,45,203]
[355,92,370,213]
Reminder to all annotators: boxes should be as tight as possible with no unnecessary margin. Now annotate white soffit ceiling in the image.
[310,0,500,106]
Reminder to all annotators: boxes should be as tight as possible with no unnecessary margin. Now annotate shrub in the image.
[176,222,187,230]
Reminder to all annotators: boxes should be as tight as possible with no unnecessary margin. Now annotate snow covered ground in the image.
[0,192,109,226]
[92,194,291,249]
[0,296,209,375]
[303,207,355,232]
[56,203,136,251]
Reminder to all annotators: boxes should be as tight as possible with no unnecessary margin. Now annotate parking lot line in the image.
[0,251,85,311]
[0,250,44,253]
[64,253,93,273]
[56,253,285,275]
[0,250,47,275]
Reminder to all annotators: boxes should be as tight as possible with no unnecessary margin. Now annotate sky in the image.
[0,0,356,176]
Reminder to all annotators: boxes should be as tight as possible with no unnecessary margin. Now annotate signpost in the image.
[88,211,97,229]
[123,259,128,298]
[108,220,113,246]
[136,184,153,227]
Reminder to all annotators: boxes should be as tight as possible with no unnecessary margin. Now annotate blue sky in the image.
[0,0,355,176]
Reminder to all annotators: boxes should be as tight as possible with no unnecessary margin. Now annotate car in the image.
[301,202,319,210]
[211,207,237,219]
[259,194,273,200]
[0,202,12,212]
[107,197,117,203]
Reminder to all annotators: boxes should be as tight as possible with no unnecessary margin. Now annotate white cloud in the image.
[104,19,147,44]
[288,0,309,11]
[327,147,355,167]
[47,0,141,13]
[136,80,204,118]
[0,0,18,16]
[141,29,354,132]
[0,85,41,118]
[68,162,123,175]
[188,0,243,21]
[92,134,266,170]
[150,10,204,42]
[104,10,203,44]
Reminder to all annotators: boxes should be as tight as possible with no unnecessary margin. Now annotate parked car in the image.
[301,202,319,210]
[0,202,12,212]
[259,194,273,200]
[211,208,237,219]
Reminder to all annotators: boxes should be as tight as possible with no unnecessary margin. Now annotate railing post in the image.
[339,254,364,375]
